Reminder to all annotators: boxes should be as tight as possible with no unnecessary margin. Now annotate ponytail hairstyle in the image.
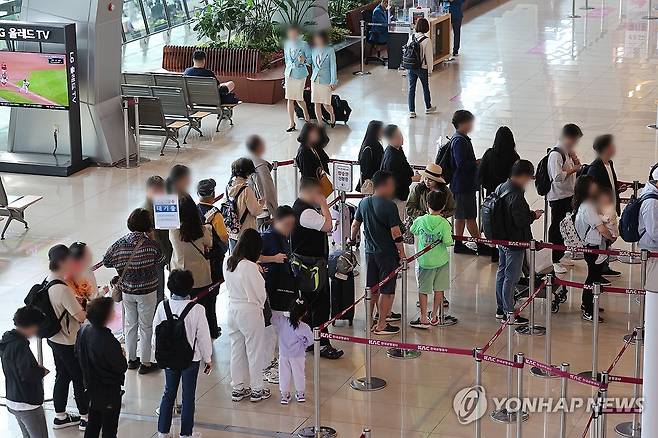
[226,228,263,272]
[288,298,308,329]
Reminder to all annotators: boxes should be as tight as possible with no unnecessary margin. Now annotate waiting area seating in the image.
[0,177,42,240]
[122,72,240,132]
[123,96,189,156]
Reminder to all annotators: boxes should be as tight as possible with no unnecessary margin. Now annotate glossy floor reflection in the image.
[1,0,657,436]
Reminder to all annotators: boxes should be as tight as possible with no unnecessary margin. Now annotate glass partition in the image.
[122,0,148,42]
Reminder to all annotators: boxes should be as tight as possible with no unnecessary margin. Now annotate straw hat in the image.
[421,163,445,184]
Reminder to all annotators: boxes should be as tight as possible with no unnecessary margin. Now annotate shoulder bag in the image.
[110,238,145,303]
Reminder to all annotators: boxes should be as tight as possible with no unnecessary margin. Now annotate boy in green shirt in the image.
[410,190,455,328]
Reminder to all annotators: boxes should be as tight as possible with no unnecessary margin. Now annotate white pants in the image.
[264,310,284,367]
[228,306,266,391]
[279,355,306,394]
[123,292,156,363]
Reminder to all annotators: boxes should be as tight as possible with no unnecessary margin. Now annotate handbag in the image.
[311,147,333,198]
[290,253,327,294]
[110,239,145,303]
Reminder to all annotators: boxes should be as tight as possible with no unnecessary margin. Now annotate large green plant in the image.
[194,0,249,47]
[273,0,326,30]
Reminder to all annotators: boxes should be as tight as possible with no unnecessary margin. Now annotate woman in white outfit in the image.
[224,228,270,402]
[310,31,337,127]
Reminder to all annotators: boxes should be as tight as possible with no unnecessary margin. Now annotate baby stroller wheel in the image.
[551,300,560,314]
[558,286,568,303]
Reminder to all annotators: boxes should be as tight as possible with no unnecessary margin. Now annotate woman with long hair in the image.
[295,122,330,183]
[224,229,270,402]
[166,164,191,196]
[478,126,520,194]
[573,176,615,322]
[357,120,385,193]
[169,195,216,333]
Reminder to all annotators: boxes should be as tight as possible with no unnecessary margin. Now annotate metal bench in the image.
[152,73,187,89]
[120,84,153,98]
[150,85,211,144]
[0,177,42,239]
[184,76,240,131]
[122,72,155,86]
[124,96,189,156]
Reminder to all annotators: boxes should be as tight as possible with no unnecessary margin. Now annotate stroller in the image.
[513,248,569,313]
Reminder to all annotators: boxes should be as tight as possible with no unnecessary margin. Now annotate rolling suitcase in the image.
[294,92,352,125]
[329,274,355,326]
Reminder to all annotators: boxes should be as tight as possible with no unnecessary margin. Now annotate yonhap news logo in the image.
[453,385,487,425]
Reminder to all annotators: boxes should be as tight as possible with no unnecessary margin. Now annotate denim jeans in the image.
[495,247,525,314]
[158,361,201,436]
[407,68,431,112]
[123,292,157,363]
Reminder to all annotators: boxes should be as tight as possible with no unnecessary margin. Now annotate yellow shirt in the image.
[199,202,229,244]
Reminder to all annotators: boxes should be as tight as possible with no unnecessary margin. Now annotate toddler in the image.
[596,189,618,264]
[271,299,313,404]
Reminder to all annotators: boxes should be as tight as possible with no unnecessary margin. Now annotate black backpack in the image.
[155,301,197,370]
[481,185,513,240]
[24,279,67,339]
[402,35,428,70]
[435,135,458,183]
[535,147,566,196]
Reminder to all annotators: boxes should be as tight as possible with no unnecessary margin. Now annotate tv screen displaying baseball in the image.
[0,52,69,110]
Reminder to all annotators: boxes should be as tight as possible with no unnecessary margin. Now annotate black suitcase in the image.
[294,92,352,125]
[330,274,355,326]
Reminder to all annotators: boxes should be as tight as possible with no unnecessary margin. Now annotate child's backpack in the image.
[535,147,566,196]
[481,185,513,240]
[220,184,249,238]
[619,192,658,242]
[24,279,67,339]
[559,212,586,260]
[155,301,197,370]
[402,35,428,70]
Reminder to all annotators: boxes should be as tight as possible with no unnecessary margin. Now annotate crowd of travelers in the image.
[1,108,656,438]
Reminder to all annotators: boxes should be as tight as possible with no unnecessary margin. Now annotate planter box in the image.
[162,45,285,104]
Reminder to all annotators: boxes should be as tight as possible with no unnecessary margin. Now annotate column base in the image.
[614,421,641,437]
[530,366,560,378]
[490,408,529,424]
[298,426,338,438]
[515,324,546,336]
[387,348,421,359]
[350,376,387,391]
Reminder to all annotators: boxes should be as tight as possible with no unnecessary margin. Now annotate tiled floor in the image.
[1,0,657,436]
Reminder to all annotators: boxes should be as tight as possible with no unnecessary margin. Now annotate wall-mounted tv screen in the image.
[0,52,69,110]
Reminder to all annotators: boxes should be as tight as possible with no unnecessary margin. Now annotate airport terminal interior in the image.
[1,0,658,436]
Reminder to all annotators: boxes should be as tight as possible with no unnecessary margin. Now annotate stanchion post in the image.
[621,182,642,264]
[517,240,546,335]
[362,428,371,438]
[474,347,482,438]
[643,0,658,19]
[36,337,44,366]
[351,287,387,391]
[543,196,549,241]
[581,0,595,10]
[578,283,601,380]
[591,403,602,438]
[294,162,299,197]
[615,327,643,437]
[477,187,483,232]
[491,312,518,423]
[530,274,557,377]
[568,0,582,17]
[123,98,131,169]
[559,363,570,438]
[134,97,140,167]
[624,249,647,343]
[353,20,372,76]
[272,160,279,192]
[298,328,336,438]
[598,371,609,438]
[516,352,525,437]
[387,258,420,359]
[339,191,347,249]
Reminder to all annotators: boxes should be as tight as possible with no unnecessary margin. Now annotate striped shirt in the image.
[103,232,164,295]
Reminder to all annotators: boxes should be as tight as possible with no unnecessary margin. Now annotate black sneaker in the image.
[454,241,477,255]
[443,298,450,308]
[138,363,160,375]
[250,388,272,402]
[320,345,344,359]
[495,311,505,320]
[602,268,622,278]
[79,419,87,432]
[409,318,430,329]
[476,243,491,256]
[53,414,80,429]
[232,387,251,402]
[582,311,604,323]
[127,358,140,370]
[372,323,400,335]
[387,312,402,322]
[509,316,529,325]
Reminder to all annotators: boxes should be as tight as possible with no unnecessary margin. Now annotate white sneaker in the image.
[179,433,203,438]
[553,263,567,274]
[465,241,478,252]
[425,106,437,114]
[409,112,417,118]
